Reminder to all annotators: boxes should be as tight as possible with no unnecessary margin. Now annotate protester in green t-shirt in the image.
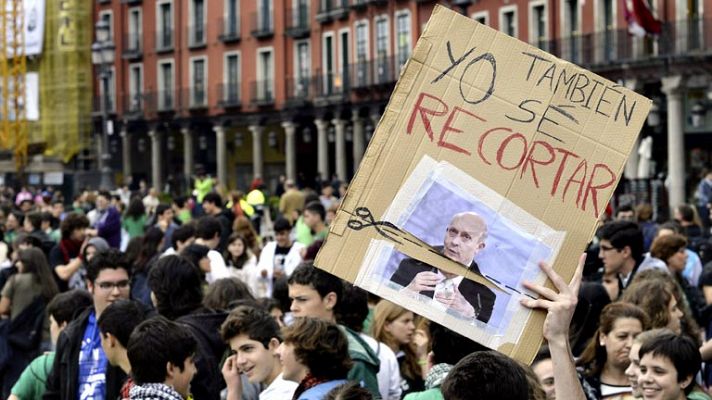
[9,290,93,400]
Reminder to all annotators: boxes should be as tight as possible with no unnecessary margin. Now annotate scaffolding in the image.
[0,0,27,172]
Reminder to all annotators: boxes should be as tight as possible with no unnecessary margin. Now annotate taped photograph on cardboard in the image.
[355,156,566,348]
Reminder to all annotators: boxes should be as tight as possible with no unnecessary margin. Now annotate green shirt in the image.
[122,215,146,239]
[177,209,192,224]
[295,216,314,246]
[404,388,443,400]
[313,228,328,241]
[194,178,214,203]
[689,390,712,400]
[11,352,55,400]
[4,230,17,245]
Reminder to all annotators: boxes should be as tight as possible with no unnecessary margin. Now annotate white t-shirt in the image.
[206,250,230,283]
[359,333,402,400]
[259,373,298,400]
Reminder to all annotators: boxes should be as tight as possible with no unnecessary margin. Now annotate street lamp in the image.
[92,19,116,189]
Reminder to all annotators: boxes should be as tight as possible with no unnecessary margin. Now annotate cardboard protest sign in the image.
[314,5,651,363]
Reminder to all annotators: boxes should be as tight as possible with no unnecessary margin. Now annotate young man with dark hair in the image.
[45,249,131,400]
[147,255,229,400]
[41,211,60,243]
[303,202,328,241]
[86,191,122,249]
[98,300,147,400]
[257,217,304,287]
[637,333,703,400]
[531,346,555,400]
[201,192,234,252]
[161,223,195,257]
[49,212,90,292]
[598,221,645,294]
[127,317,198,400]
[220,306,298,400]
[9,290,93,400]
[172,196,192,224]
[440,351,529,400]
[287,264,380,398]
[155,204,178,253]
[277,317,352,399]
[24,211,52,243]
[194,216,230,282]
[615,204,636,222]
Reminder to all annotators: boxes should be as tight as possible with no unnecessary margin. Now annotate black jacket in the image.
[214,208,235,253]
[390,249,496,323]
[176,309,229,400]
[43,308,126,400]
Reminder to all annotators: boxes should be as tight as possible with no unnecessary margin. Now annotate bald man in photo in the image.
[390,212,496,323]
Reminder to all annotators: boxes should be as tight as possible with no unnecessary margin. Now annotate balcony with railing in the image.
[250,80,275,106]
[183,86,208,110]
[285,76,313,107]
[218,83,241,108]
[250,11,274,39]
[316,0,349,23]
[285,5,310,38]
[219,16,241,43]
[122,32,142,60]
[537,18,712,70]
[350,60,371,90]
[188,24,207,49]
[351,0,367,11]
[123,92,144,118]
[92,94,116,115]
[143,90,176,114]
[155,28,174,52]
[348,56,397,91]
[314,70,349,106]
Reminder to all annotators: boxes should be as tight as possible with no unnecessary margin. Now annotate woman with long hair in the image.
[577,302,649,399]
[0,248,60,398]
[130,227,164,306]
[223,233,262,297]
[372,300,427,398]
[0,247,59,318]
[622,271,693,340]
[122,197,147,239]
[233,216,261,258]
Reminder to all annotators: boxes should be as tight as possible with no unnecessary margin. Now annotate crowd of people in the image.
[2,175,712,400]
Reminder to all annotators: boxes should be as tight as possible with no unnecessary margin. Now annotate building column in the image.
[282,121,297,182]
[120,126,131,183]
[149,128,163,191]
[623,79,640,181]
[214,125,227,187]
[352,116,365,174]
[662,75,686,211]
[181,127,194,192]
[248,125,264,179]
[333,118,347,181]
[315,118,329,181]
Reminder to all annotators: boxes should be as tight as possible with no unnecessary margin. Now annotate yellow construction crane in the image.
[0,0,28,172]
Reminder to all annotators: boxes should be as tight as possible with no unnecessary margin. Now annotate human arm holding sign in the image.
[520,254,587,400]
